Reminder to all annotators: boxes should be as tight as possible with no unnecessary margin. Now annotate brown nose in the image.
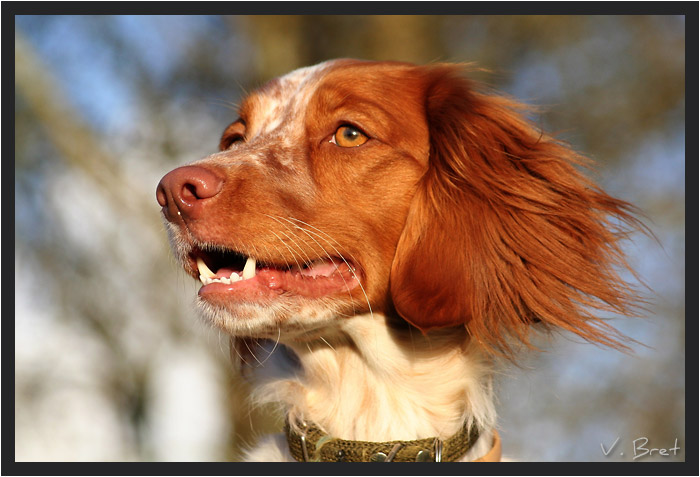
[156,165,223,222]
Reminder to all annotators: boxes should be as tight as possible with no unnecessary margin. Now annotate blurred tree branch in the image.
[15,31,149,217]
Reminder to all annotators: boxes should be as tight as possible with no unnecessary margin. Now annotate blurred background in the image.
[14,15,685,462]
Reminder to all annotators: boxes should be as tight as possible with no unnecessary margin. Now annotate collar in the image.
[285,419,501,462]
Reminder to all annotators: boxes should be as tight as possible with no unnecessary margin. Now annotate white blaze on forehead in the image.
[249,61,333,140]
[197,60,339,171]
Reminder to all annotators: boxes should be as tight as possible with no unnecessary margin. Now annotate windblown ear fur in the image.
[390,64,644,355]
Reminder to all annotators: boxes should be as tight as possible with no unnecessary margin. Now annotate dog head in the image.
[157,59,642,354]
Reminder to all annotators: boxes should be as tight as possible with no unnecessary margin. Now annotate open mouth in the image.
[189,247,360,301]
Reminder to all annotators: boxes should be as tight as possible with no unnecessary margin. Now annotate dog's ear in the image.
[390,64,643,355]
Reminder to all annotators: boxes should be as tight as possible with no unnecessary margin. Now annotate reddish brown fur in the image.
[390,64,644,355]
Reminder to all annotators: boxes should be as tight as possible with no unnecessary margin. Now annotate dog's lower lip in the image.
[197,265,359,301]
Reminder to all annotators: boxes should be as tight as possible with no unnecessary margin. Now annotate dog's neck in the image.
[249,313,497,460]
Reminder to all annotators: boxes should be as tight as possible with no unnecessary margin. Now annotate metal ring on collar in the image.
[434,438,443,462]
[300,434,310,462]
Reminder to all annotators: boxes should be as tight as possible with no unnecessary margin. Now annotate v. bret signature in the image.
[601,436,681,460]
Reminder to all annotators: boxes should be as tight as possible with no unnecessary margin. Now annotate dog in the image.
[156,59,643,462]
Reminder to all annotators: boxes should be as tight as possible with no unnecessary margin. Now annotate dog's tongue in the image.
[298,259,345,278]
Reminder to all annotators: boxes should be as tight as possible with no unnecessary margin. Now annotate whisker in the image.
[274,216,358,314]
[306,341,332,370]
[242,338,264,367]
[230,337,251,368]
[208,97,241,113]
[260,236,292,271]
[258,328,282,366]
[265,214,311,270]
[267,229,303,270]
[272,225,314,268]
[249,243,261,264]
[318,335,336,352]
[285,217,364,275]
[282,217,373,321]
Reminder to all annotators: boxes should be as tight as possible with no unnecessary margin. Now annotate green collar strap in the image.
[285,418,483,462]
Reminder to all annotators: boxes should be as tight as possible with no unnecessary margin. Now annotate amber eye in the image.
[333,125,368,148]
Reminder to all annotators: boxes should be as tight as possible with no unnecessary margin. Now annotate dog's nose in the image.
[156,165,223,222]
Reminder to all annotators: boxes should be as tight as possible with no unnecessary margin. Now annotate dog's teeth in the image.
[196,257,216,279]
[197,256,254,284]
[242,257,256,280]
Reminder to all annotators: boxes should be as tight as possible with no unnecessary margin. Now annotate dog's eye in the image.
[219,119,246,150]
[331,125,368,148]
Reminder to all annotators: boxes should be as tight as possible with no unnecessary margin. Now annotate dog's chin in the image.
[194,294,355,341]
